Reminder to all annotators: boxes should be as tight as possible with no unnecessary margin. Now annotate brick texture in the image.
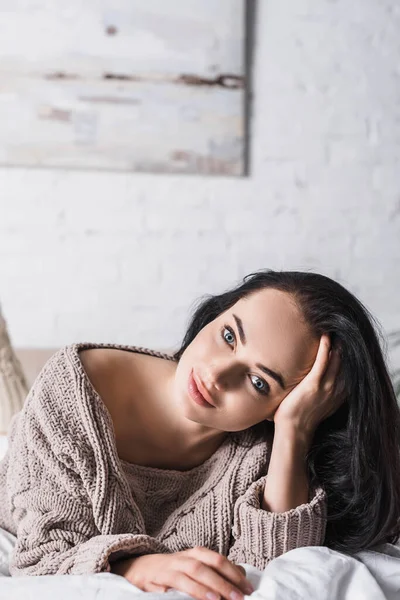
[0,0,399,375]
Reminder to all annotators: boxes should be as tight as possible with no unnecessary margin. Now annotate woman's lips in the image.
[188,370,215,408]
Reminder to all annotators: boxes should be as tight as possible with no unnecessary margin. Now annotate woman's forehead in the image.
[227,292,317,379]
[233,289,302,325]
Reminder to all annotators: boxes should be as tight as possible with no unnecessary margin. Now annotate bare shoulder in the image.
[79,348,120,390]
[79,348,156,389]
[77,348,170,463]
[78,348,137,421]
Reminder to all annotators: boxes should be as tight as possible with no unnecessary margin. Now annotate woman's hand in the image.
[273,334,344,438]
[111,547,254,600]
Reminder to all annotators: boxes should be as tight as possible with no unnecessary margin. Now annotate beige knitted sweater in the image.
[0,343,327,576]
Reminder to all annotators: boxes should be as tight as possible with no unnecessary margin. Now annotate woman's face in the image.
[174,288,320,432]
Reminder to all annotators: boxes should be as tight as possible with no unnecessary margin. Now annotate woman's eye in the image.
[221,325,235,346]
[249,375,270,396]
[220,325,270,396]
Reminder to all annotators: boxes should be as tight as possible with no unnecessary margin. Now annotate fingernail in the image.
[206,594,219,600]
[230,592,243,600]
[244,584,254,595]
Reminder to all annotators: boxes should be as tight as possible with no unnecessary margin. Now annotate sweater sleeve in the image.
[227,475,327,570]
[8,491,169,576]
[2,349,171,576]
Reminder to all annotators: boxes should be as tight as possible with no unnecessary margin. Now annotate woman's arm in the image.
[261,425,311,512]
[226,428,326,571]
[227,472,326,571]
[227,338,344,570]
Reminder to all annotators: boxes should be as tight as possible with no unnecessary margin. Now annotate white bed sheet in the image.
[1,528,400,600]
[1,436,400,600]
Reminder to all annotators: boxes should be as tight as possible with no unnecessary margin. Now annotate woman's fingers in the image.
[322,347,341,390]
[186,547,252,596]
[308,334,331,383]
[172,558,250,600]
[310,336,344,412]
[121,551,253,600]
[325,346,340,374]
[146,583,169,592]
[320,347,346,417]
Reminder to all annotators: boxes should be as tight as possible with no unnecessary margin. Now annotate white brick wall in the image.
[0,0,399,372]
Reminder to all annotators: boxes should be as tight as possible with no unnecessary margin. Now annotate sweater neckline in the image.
[119,432,233,477]
[74,340,177,362]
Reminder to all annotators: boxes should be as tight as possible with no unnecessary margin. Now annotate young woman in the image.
[0,269,399,600]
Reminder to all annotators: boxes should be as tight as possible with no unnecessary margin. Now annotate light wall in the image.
[0,0,399,371]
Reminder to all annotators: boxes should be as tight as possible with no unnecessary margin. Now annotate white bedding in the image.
[1,436,400,600]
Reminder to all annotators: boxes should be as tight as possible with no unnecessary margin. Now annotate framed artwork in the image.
[0,0,248,175]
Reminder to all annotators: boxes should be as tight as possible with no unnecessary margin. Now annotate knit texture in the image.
[0,343,327,575]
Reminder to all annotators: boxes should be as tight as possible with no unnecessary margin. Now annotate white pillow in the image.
[0,435,8,461]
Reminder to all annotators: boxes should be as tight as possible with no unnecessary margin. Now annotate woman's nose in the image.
[203,360,241,390]
[201,366,224,391]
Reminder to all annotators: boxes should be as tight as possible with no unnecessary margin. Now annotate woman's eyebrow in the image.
[232,313,286,390]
